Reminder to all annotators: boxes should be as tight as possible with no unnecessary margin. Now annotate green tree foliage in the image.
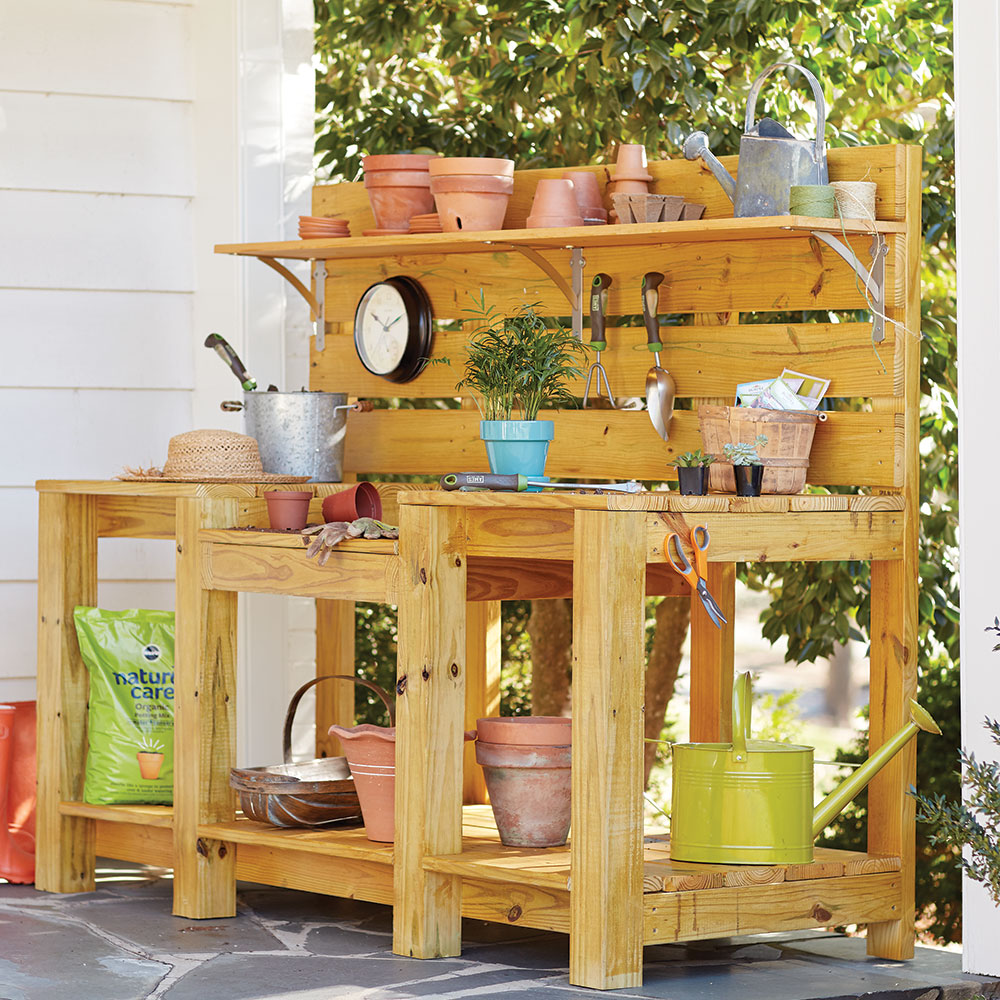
[315,0,958,938]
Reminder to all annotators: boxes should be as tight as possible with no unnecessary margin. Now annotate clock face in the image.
[354,282,409,375]
[353,276,433,383]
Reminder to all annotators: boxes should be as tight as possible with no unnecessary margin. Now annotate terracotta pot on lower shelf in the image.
[476,716,571,848]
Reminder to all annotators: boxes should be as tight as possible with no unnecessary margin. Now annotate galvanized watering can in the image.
[669,671,940,865]
[683,62,829,217]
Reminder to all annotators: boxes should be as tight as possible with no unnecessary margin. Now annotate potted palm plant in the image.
[456,295,585,485]
[672,450,714,495]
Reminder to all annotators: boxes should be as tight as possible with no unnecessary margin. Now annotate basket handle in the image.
[283,674,395,764]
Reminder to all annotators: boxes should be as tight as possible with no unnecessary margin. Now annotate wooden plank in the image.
[727,496,790,513]
[644,872,903,944]
[172,497,238,919]
[95,821,174,869]
[203,529,395,554]
[311,322,895,401]
[204,543,398,603]
[60,802,174,829]
[37,480,260,498]
[689,563,735,743]
[342,410,898,487]
[460,876,570,934]
[424,843,570,891]
[198,820,392,863]
[393,504,467,959]
[35,491,98,894]
[97,495,175,538]
[790,494,850,512]
[315,600,356,759]
[570,510,646,990]
[464,601,501,805]
[850,493,906,511]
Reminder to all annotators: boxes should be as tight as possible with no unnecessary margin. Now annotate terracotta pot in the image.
[433,189,511,233]
[475,740,572,847]
[429,174,514,196]
[364,184,435,232]
[528,179,583,226]
[476,715,570,746]
[364,171,432,189]
[329,724,397,842]
[428,156,515,178]
[562,171,605,214]
[362,153,437,172]
[612,143,653,181]
[608,178,649,195]
[136,751,165,780]
[526,214,584,229]
[0,704,34,883]
[265,490,313,530]
[321,482,382,522]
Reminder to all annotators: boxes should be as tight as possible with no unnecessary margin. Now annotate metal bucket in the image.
[221,391,352,482]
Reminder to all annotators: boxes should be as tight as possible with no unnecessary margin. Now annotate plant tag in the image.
[781,368,830,409]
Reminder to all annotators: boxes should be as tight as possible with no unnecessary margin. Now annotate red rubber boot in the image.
[0,704,34,883]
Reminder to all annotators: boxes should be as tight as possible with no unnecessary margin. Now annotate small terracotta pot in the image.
[476,716,571,746]
[562,171,604,214]
[365,186,435,232]
[429,156,515,178]
[429,174,514,196]
[612,143,653,181]
[476,740,572,847]
[433,189,511,233]
[362,153,437,172]
[608,178,649,195]
[265,490,313,530]
[528,179,583,224]
[136,751,165,780]
[321,482,382,523]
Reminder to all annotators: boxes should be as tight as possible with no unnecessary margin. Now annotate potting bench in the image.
[36,143,921,990]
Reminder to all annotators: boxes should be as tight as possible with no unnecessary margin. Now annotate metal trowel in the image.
[641,272,676,440]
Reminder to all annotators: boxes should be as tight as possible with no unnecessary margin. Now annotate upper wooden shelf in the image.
[215,216,905,262]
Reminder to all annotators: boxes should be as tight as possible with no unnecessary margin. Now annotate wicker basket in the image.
[230,674,394,828]
[698,405,827,495]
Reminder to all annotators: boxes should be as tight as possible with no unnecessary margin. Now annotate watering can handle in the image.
[731,670,753,761]
[744,62,827,166]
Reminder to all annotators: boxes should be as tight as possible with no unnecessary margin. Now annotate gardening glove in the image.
[302,518,399,565]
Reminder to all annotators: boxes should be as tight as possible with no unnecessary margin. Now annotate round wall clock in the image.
[353,276,433,383]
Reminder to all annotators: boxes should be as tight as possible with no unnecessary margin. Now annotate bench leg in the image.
[570,509,646,989]
[394,503,467,958]
[173,497,238,918]
[316,599,356,757]
[464,600,500,805]
[36,492,97,893]
[689,562,736,743]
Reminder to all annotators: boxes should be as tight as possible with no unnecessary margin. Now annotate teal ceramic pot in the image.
[480,420,554,486]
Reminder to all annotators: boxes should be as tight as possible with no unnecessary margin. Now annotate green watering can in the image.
[669,671,940,865]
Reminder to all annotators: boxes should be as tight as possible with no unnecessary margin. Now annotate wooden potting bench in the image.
[36,143,921,990]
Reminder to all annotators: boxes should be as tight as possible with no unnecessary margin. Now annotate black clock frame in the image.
[353,275,433,384]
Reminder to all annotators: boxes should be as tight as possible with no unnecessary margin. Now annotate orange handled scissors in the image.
[664,524,728,629]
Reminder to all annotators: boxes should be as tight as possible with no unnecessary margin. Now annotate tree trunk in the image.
[526,599,573,717]
[644,597,691,786]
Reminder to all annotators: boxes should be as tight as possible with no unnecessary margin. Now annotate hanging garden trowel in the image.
[642,272,676,440]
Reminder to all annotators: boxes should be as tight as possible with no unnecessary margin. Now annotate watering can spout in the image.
[683,131,736,203]
[811,699,941,838]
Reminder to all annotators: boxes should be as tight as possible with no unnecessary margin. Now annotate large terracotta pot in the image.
[362,154,436,231]
[475,715,571,848]
[328,724,396,842]
[428,157,516,232]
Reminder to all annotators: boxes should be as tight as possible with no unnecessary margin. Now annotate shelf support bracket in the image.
[254,255,327,350]
[810,231,888,343]
[489,243,585,339]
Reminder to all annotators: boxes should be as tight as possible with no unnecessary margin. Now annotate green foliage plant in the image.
[455,294,585,422]
[723,434,768,466]
[672,449,714,468]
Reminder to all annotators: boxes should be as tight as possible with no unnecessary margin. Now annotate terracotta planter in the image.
[362,153,436,173]
[0,704,34,883]
[475,736,572,848]
[362,155,436,231]
[428,156,514,178]
[429,174,514,196]
[329,724,397,842]
[608,177,649,195]
[562,171,604,215]
[136,751,165,780]
[476,715,570,745]
[265,490,313,530]
[432,188,511,232]
[612,143,653,182]
[526,179,583,229]
[321,482,382,523]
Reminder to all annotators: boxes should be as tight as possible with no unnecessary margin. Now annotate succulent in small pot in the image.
[672,449,714,496]
[723,434,768,496]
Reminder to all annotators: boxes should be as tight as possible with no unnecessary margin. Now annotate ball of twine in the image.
[788,184,837,218]
[830,181,877,221]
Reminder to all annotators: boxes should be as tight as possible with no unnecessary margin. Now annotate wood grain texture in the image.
[59,802,174,829]
[173,497,239,919]
[464,601,501,804]
[315,600,357,758]
[393,504,467,959]
[35,492,98,893]
[97,495,176,538]
[459,876,570,933]
[689,563,736,743]
[570,510,646,989]
[94,821,173,869]
[342,409,897,487]
[199,819,392,863]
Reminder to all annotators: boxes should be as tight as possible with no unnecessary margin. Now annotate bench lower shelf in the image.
[64,801,902,942]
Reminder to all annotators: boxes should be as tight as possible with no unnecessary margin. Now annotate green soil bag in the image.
[73,607,175,805]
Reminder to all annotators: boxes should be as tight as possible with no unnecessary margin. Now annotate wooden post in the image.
[463,600,501,804]
[173,496,238,919]
[315,599,356,758]
[570,509,646,990]
[35,491,98,893]
[689,562,736,742]
[393,503,467,959]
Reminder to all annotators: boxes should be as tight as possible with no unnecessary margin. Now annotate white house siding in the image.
[0,0,315,766]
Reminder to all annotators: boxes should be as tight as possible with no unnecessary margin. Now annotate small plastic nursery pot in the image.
[676,466,710,496]
[265,490,313,530]
[480,420,554,481]
[733,464,764,497]
[321,482,382,523]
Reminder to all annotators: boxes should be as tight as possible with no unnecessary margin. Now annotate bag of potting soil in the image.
[73,607,175,805]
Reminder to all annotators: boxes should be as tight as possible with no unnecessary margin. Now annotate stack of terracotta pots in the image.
[607,143,652,222]
[562,171,607,225]
[428,157,514,233]
[526,178,584,229]
[362,154,436,235]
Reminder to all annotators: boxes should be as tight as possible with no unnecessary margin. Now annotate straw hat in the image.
[119,429,309,483]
